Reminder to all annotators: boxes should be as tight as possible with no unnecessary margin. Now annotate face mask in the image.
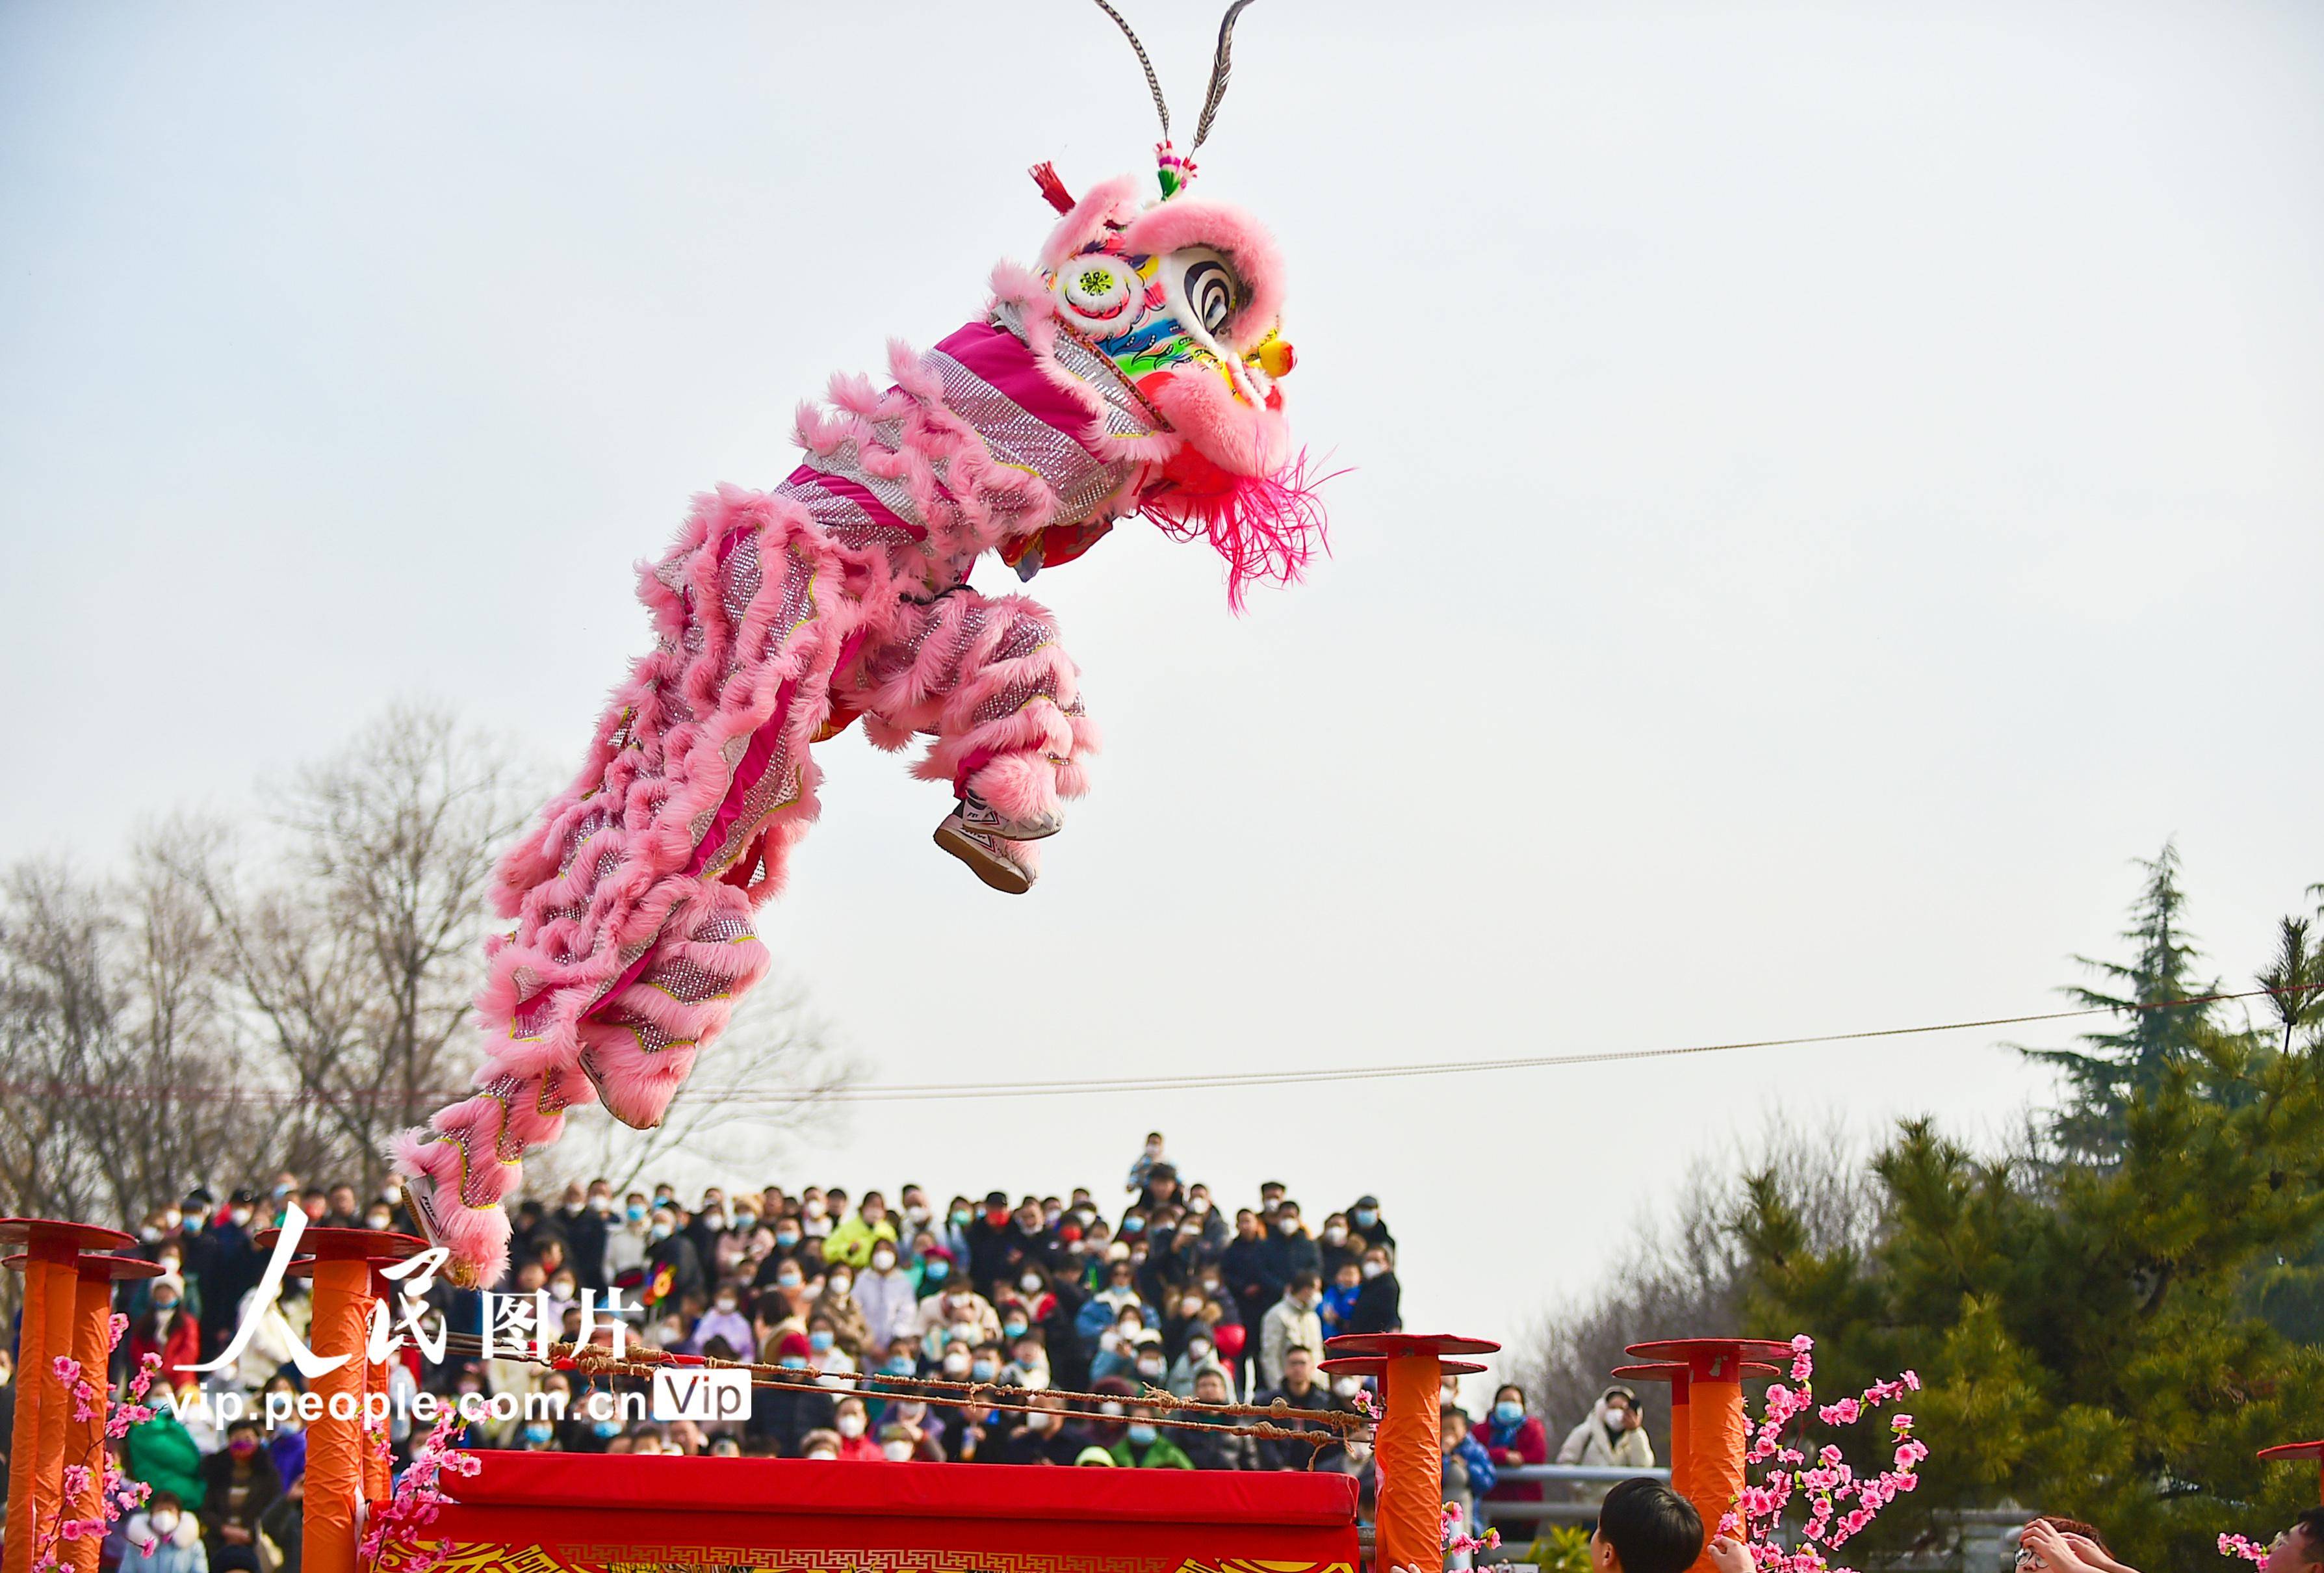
[1019,1274,1042,1294]
[1027,1410,1056,1432]
[229,1208,252,1227]
[923,1261,949,1283]
[715,1296,737,1313]
[1334,1377,1363,1398]
[1180,1296,1203,1316]
[523,1422,552,1444]
[804,1200,826,1221]
[1122,1217,1144,1236]
[153,1299,179,1317]
[1137,1357,1165,1378]
[1493,1400,1525,1426]
[836,1412,866,1438]
[554,1279,577,1298]
[950,1208,971,1226]
[777,1269,802,1288]
[828,1277,852,1297]
[228,1438,258,1458]
[1354,1208,1378,1227]
[905,1204,930,1224]
[1324,1226,1347,1245]
[1188,1339,1213,1362]
[140,1225,162,1243]
[779,1357,807,1371]
[776,1230,800,1248]
[1277,1217,1298,1234]
[649,1222,673,1241]
[151,1511,181,1535]
[972,1358,998,1381]
[943,1355,971,1376]
[627,1204,647,1223]
[872,1249,896,1270]
[1362,1259,1387,1279]
[593,1418,620,1438]
[810,1331,835,1352]
[805,1448,836,1461]
[886,1357,914,1376]
[1003,1320,1029,1340]
[589,1195,612,1214]
[1127,1424,1157,1447]
[733,1211,757,1230]
[882,1439,914,1461]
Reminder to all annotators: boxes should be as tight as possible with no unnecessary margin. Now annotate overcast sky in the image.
[5,0,2321,1407]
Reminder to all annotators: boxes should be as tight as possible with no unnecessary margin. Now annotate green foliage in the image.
[1734,855,2324,1573]
[1523,1525,1595,1573]
[2020,844,2218,1165]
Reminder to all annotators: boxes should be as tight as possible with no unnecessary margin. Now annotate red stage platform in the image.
[379,1450,1360,1573]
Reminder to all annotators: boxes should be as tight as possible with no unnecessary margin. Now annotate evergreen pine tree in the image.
[2022,844,2219,1164]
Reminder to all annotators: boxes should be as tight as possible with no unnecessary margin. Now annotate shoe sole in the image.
[933,822,1034,894]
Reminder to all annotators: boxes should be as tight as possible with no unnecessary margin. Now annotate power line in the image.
[8,982,2316,1109]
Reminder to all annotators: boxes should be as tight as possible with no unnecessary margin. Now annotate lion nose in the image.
[1253,339,1296,378]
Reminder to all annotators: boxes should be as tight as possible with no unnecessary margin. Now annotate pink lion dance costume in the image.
[394,1,1326,1285]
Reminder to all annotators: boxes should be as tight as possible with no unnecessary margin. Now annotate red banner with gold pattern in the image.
[371,1453,1360,1573]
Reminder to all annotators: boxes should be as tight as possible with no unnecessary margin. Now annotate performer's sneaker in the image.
[959,787,1060,842]
[934,811,1037,894]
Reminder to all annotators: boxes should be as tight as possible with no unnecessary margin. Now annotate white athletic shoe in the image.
[934,811,1037,894]
[959,787,1061,842]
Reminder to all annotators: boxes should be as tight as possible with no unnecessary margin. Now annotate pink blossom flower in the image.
[61,1466,90,1498]
[1901,1371,1920,1390]
[1890,1414,1913,1431]
[50,1356,81,1385]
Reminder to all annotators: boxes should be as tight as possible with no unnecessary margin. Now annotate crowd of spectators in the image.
[3,1134,1566,1572]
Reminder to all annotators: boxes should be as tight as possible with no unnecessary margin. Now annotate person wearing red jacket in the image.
[1480,1383,1551,1506]
[131,1276,201,1384]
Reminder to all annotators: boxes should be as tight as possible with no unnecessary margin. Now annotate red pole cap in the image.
[1623,1338,1796,1381]
[3,1253,163,1284]
[1324,1332,1501,1360]
[0,1219,135,1266]
[255,1227,429,1263]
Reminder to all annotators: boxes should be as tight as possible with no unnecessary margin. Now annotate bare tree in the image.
[537,982,862,1195]
[1508,1116,1881,1459]
[0,859,272,1225]
[4,701,860,1258]
[158,704,531,1195]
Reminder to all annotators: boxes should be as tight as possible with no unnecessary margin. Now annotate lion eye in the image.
[1183,257,1237,334]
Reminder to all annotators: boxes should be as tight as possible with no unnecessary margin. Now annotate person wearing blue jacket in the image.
[1442,1405,1499,1565]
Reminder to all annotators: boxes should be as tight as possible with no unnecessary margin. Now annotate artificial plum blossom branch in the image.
[1722,1335,1928,1573]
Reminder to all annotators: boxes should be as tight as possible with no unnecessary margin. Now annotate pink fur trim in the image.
[1035,174,1146,272]
[1117,198,1287,352]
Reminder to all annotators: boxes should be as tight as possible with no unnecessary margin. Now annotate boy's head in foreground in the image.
[1594,1478,1706,1573]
